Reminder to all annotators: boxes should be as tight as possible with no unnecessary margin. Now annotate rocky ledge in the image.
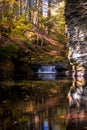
[65,0,87,77]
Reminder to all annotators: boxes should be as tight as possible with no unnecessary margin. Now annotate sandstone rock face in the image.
[65,0,87,76]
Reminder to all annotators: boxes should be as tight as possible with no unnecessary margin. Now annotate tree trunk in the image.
[47,0,51,35]
[37,0,42,27]
[28,0,32,22]
[1,0,5,20]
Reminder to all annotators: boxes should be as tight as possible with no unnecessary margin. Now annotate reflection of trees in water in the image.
[0,97,58,130]
[0,81,68,130]
[67,76,87,130]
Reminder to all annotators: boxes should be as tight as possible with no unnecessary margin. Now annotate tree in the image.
[47,0,51,34]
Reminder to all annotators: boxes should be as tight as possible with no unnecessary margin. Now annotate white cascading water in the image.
[37,65,57,73]
[37,65,57,80]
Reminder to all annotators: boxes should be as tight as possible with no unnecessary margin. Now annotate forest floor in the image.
[24,30,67,64]
[0,28,67,64]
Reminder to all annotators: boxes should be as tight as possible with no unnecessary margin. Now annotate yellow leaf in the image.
[59,116,65,119]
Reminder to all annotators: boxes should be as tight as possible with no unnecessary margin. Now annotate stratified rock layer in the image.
[65,0,87,76]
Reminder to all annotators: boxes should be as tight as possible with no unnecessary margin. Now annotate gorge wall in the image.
[65,0,87,76]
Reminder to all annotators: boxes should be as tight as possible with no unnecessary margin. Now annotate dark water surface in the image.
[0,78,87,130]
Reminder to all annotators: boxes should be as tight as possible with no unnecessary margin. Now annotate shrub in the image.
[0,43,19,59]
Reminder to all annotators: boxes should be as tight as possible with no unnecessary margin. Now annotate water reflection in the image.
[67,76,87,130]
[37,73,57,80]
[2,77,87,130]
[0,80,70,130]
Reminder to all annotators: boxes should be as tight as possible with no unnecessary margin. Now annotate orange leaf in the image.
[59,116,65,119]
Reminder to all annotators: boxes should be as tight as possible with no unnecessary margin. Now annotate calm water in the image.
[0,77,87,130]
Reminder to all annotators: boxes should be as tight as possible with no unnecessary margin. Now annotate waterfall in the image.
[37,65,57,73]
[37,65,57,80]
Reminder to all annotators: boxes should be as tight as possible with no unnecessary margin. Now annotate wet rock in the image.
[65,0,87,76]
[56,61,69,70]
[56,61,71,76]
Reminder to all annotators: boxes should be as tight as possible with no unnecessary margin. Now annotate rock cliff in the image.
[65,0,87,76]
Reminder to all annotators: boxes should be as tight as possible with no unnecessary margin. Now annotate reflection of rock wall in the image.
[65,0,87,76]
[66,108,87,130]
[66,77,87,130]
[67,77,87,108]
